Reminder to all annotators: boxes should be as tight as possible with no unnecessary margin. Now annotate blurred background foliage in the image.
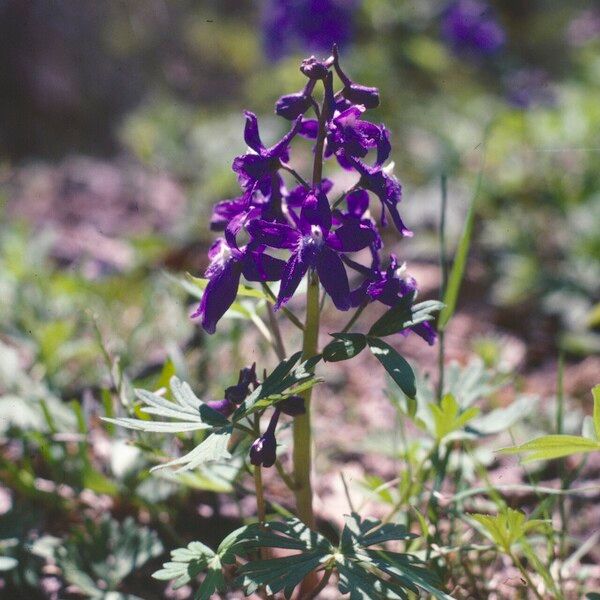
[0,0,599,597]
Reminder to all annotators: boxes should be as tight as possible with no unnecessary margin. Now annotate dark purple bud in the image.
[279,395,306,416]
[249,409,280,468]
[332,45,380,109]
[300,56,330,80]
[275,92,313,120]
[249,432,277,467]
[342,83,380,109]
[205,398,235,418]
[238,363,258,388]
[224,384,247,405]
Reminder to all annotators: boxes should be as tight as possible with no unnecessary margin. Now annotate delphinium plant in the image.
[109,47,448,599]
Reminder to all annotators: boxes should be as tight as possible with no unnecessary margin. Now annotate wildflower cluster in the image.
[194,47,435,347]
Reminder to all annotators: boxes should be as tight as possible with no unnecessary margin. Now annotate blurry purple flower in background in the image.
[567,9,600,47]
[441,0,505,56]
[262,0,358,61]
[505,68,555,109]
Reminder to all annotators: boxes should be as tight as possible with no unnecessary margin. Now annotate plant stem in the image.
[302,568,332,600]
[293,270,320,528]
[266,301,286,360]
[437,173,448,403]
[281,163,310,189]
[254,465,267,524]
[340,300,368,333]
[510,551,545,600]
[261,283,305,331]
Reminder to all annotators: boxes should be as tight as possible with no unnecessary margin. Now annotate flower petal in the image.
[242,251,286,282]
[328,221,376,252]
[247,219,300,249]
[275,242,316,309]
[243,111,264,153]
[193,258,242,334]
[316,246,350,310]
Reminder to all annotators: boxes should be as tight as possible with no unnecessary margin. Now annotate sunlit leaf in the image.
[367,337,416,399]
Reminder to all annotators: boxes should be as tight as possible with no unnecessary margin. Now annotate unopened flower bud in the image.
[249,409,280,468]
[205,398,235,418]
[275,92,313,120]
[300,56,329,80]
[279,395,305,416]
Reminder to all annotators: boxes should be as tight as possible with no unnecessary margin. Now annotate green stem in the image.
[509,551,545,600]
[340,300,368,333]
[254,465,267,524]
[293,270,320,527]
[261,283,305,331]
[266,301,286,360]
[437,174,448,403]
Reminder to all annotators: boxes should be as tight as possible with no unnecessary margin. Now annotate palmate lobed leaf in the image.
[429,393,480,441]
[470,508,549,553]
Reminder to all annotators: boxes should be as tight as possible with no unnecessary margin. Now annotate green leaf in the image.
[323,333,367,362]
[366,551,452,600]
[198,404,231,427]
[499,434,600,463]
[337,556,408,600]
[438,176,479,330]
[369,295,444,338]
[367,338,416,399]
[593,384,600,439]
[150,428,232,473]
[470,508,548,554]
[429,394,480,441]
[104,377,216,434]
[239,553,325,596]
[57,516,163,594]
[0,557,18,571]
[195,555,226,600]
[232,353,322,420]
[153,541,215,590]
[368,293,415,337]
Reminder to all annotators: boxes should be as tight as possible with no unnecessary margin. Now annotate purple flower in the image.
[192,238,285,334]
[249,410,280,468]
[348,158,412,237]
[232,112,302,193]
[261,0,357,62]
[441,0,505,56]
[248,188,376,310]
[349,255,436,345]
[504,69,555,109]
[326,105,390,169]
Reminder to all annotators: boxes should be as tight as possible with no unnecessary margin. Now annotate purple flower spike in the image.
[233,112,302,192]
[249,410,281,468]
